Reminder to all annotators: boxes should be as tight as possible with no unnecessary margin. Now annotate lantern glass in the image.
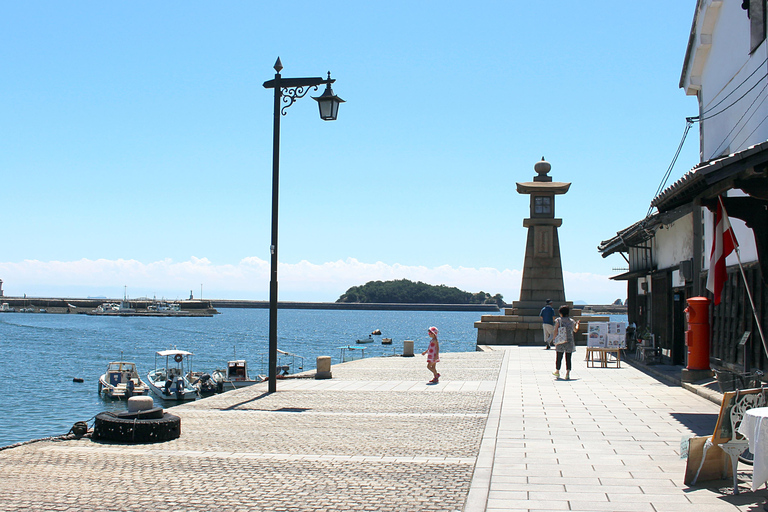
[313,85,344,121]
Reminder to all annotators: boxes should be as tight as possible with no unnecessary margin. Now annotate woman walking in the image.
[552,305,579,380]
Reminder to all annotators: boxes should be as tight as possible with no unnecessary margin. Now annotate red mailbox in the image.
[685,297,711,371]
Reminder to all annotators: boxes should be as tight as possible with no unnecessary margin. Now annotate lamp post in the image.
[262,57,344,393]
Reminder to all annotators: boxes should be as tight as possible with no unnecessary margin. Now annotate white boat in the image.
[98,361,150,399]
[356,335,375,344]
[215,360,265,391]
[147,349,199,401]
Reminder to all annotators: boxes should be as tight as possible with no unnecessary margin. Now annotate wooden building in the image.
[599,0,768,373]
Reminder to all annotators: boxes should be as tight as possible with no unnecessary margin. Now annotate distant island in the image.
[336,279,504,306]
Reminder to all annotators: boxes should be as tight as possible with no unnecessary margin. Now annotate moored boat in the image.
[216,360,265,390]
[356,335,375,344]
[98,361,150,399]
[147,350,199,401]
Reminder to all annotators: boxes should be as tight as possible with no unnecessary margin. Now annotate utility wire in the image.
[697,56,768,119]
[646,60,768,217]
[708,80,768,159]
[696,72,768,122]
[735,109,768,149]
[646,119,694,218]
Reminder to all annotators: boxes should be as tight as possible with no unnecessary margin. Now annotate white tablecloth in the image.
[738,407,768,491]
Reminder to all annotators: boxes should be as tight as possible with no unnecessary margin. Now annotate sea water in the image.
[0,308,498,447]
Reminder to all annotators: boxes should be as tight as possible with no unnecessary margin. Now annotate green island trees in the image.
[336,279,504,306]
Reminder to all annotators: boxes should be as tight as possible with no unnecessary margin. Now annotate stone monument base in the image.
[475,301,608,345]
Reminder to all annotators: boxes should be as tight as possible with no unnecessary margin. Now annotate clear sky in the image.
[1,1,702,304]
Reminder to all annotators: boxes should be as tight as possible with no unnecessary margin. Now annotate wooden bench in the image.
[690,387,766,494]
[585,347,621,368]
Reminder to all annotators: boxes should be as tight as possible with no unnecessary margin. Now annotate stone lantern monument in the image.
[516,158,569,308]
[475,158,581,345]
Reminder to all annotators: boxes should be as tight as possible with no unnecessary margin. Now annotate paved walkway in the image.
[0,346,766,511]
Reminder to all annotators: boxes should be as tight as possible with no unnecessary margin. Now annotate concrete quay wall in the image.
[211,300,500,312]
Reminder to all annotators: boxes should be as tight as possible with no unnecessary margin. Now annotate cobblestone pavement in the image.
[0,350,502,512]
[3,347,768,511]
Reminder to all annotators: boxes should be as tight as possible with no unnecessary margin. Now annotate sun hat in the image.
[428,326,439,335]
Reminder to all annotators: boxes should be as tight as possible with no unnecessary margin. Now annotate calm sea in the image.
[0,308,498,447]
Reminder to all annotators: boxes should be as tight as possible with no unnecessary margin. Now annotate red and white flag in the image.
[706,197,739,305]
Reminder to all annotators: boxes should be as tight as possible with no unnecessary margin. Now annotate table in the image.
[585,347,621,368]
[738,407,768,492]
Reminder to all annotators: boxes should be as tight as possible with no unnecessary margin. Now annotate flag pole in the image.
[719,196,768,360]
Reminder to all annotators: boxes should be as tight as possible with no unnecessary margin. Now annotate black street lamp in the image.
[262,57,344,393]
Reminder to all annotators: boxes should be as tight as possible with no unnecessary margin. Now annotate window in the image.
[534,196,551,214]
[745,0,767,53]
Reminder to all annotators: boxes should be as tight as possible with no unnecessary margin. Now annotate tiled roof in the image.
[651,140,768,212]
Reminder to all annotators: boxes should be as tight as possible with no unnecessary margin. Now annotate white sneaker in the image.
[552,370,560,378]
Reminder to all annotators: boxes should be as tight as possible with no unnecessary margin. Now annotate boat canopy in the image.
[156,350,194,357]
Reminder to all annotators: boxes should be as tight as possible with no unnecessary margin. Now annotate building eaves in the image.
[598,213,662,258]
[680,0,703,90]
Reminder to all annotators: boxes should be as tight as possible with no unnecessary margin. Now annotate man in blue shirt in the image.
[540,299,556,349]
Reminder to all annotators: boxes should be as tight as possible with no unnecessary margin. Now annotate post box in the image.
[685,297,711,371]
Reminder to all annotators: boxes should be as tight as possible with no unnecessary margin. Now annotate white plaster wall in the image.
[702,190,759,269]
[699,0,768,159]
[654,213,694,270]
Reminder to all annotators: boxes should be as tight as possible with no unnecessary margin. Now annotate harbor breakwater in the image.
[210,300,501,311]
[0,296,626,314]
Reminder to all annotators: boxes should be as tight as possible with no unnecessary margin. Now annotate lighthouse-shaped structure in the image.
[475,158,580,345]
[516,158,569,307]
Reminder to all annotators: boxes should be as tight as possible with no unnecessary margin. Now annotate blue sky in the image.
[1,1,701,304]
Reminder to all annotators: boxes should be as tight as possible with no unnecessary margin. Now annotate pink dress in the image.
[427,340,440,363]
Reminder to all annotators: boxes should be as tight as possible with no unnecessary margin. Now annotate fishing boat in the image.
[381,337,393,345]
[187,370,223,396]
[356,335,375,344]
[191,360,265,395]
[146,349,199,401]
[98,361,150,399]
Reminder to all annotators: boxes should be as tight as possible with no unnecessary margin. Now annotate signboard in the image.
[588,322,627,348]
[588,323,607,347]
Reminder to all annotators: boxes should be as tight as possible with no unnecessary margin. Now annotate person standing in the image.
[540,299,556,349]
[422,326,440,384]
[552,305,579,380]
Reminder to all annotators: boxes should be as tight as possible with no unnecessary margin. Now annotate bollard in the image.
[315,356,332,379]
[402,340,414,357]
[127,396,154,412]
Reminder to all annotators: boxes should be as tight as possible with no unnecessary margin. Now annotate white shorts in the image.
[542,323,555,344]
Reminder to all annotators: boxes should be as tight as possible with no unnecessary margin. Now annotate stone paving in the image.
[1,346,768,511]
[0,350,500,512]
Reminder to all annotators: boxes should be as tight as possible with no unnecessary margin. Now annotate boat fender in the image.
[174,354,183,363]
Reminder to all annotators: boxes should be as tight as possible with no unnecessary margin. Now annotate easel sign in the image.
[588,322,627,348]
[588,323,607,347]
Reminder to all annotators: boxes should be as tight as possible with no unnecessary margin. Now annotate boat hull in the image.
[98,361,150,399]
[98,375,150,399]
[147,370,198,401]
